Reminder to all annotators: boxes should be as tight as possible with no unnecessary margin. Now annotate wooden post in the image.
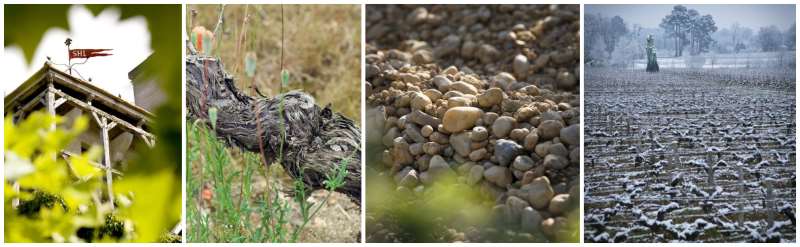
[47,83,56,130]
[93,112,117,210]
[12,183,20,208]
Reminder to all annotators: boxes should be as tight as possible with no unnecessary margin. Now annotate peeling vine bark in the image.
[186,45,361,204]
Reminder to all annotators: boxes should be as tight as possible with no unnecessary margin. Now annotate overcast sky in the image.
[4,5,151,103]
[586,5,796,31]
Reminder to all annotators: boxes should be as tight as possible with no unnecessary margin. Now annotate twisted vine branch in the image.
[186,43,361,204]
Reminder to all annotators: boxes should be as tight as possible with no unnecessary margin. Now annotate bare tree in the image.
[602,15,629,60]
[757,25,784,52]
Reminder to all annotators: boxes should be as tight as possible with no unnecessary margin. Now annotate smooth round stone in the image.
[432,75,452,92]
[449,132,472,157]
[469,148,488,161]
[398,168,419,188]
[520,85,540,96]
[457,162,476,175]
[492,116,516,138]
[449,81,479,95]
[539,111,563,123]
[512,155,536,171]
[522,176,554,209]
[494,139,523,166]
[483,112,499,126]
[548,194,570,216]
[423,89,443,102]
[542,217,569,239]
[442,66,458,75]
[515,107,537,121]
[556,71,577,90]
[534,141,552,158]
[428,155,455,179]
[447,96,471,108]
[538,120,564,140]
[521,170,536,185]
[477,87,503,108]
[506,195,530,220]
[409,143,424,156]
[476,44,500,63]
[544,154,569,170]
[392,137,413,165]
[409,92,432,111]
[560,124,579,146]
[509,128,530,141]
[383,127,400,148]
[412,50,433,64]
[513,54,529,78]
[421,125,434,137]
[422,142,442,155]
[569,148,579,164]
[547,143,568,157]
[524,132,539,150]
[467,165,485,185]
[521,206,543,233]
[484,165,512,187]
[470,126,489,141]
[434,34,461,58]
[442,107,483,133]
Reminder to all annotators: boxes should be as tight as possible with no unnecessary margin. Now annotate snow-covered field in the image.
[584,68,796,242]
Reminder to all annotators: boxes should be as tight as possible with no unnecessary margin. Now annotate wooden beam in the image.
[12,89,47,122]
[53,89,155,142]
[48,70,153,122]
[54,98,67,108]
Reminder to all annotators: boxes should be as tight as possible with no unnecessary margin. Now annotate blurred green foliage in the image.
[366,144,580,243]
[5,112,114,242]
[4,4,182,243]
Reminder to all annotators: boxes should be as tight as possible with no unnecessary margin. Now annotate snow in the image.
[584,68,795,242]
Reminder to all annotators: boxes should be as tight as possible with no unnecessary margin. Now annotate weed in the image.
[186,120,351,242]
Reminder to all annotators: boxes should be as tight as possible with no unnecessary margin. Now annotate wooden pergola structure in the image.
[5,62,156,209]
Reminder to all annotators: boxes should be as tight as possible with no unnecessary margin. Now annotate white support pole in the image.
[97,115,116,210]
[12,183,20,208]
[47,83,56,130]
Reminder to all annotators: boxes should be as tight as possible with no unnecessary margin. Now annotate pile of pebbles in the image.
[366,5,580,242]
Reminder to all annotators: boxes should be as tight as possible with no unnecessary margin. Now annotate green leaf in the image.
[113,170,180,243]
[68,146,102,181]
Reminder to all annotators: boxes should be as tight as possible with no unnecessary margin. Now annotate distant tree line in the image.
[585,5,796,66]
[584,13,628,64]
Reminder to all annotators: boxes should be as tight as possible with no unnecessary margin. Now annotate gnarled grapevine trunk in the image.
[186,46,361,205]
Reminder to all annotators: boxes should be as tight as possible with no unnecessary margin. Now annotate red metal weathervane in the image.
[69,48,113,59]
[66,38,113,60]
[63,38,113,77]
